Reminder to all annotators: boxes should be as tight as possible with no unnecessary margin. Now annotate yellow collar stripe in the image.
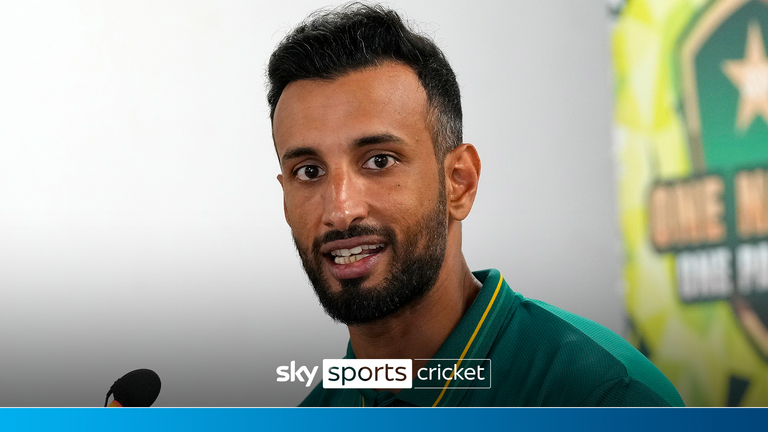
[431,274,504,407]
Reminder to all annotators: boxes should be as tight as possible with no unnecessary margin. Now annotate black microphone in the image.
[104,368,161,407]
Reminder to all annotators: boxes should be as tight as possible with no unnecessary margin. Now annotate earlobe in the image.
[445,143,481,221]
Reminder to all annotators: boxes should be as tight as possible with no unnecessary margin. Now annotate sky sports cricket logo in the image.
[276,359,491,389]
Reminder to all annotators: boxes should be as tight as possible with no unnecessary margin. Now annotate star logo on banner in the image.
[723,21,768,132]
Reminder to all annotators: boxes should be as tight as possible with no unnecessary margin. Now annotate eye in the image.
[294,164,325,181]
[363,154,397,170]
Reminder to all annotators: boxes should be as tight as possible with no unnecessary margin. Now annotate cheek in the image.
[283,190,320,234]
[376,176,440,224]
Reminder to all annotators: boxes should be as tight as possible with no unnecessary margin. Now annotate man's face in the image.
[272,62,447,325]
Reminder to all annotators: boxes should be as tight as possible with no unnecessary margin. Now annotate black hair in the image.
[266,2,462,159]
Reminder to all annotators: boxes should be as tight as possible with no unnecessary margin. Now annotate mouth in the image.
[329,243,385,265]
[319,237,389,280]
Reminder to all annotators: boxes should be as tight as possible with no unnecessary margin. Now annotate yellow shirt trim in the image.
[431,274,504,407]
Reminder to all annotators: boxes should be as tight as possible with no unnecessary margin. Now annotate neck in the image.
[347,225,481,369]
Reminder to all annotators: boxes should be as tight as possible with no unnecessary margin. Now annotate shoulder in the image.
[299,382,358,407]
[488,295,684,406]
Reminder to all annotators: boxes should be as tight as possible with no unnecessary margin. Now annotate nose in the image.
[321,167,367,231]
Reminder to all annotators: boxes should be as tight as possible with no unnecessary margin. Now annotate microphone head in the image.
[107,368,161,407]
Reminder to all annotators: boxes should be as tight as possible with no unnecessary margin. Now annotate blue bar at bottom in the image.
[0,407,763,431]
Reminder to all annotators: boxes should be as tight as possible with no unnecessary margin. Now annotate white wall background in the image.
[0,0,618,406]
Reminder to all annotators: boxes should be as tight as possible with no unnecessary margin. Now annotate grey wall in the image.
[0,0,618,406]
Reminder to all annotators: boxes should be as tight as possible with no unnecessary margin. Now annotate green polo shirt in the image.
[300,269,684,407]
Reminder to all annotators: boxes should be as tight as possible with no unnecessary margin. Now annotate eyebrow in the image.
[280,147,318,166]
[280,133,405,166]
[353,133,405,147]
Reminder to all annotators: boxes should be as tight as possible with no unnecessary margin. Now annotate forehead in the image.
[272,62,431,157]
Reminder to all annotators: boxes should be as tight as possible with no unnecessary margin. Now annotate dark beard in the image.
[293,196,447,326]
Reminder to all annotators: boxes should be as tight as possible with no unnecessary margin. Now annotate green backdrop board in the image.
[612,0,768,406]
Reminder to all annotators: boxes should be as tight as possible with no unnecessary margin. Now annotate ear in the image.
[277,174,291,227]
[444,144,481,221]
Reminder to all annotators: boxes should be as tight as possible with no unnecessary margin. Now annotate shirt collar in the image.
[347,269,515,407]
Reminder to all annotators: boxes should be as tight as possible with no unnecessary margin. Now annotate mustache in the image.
[312,224,397,254]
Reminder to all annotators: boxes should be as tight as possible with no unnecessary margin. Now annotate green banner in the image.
[613,0,768,406]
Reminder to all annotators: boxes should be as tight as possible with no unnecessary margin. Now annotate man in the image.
[267,3,684,407]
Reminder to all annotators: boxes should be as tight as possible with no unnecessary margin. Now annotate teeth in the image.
[334,253,372,265]
[330,243,384,257]
[330,243,385,264]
